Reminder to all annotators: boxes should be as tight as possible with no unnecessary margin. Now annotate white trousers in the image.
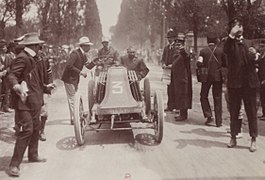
[64,83,76,121]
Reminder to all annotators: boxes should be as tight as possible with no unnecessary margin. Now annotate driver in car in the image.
[96,37,120,73]
[121,47,149,80]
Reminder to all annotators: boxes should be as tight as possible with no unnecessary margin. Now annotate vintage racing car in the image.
[73,64,164,146]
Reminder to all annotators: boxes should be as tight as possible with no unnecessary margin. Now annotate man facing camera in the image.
[224,17,260,152]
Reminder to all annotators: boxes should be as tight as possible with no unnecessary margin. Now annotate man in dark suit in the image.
[197,33,227,127]
[224,17,260,152]
[161,29,178,111]
[7,33,55,177]
[61,36,97,124]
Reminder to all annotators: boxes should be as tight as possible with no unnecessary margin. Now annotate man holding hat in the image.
[61,36,98,125]
[161,28,178,112]
[224,16,260,152]
[7,32,55,177]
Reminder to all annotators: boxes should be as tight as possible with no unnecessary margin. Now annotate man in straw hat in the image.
[61,36,98,125]
[7,32,55,177]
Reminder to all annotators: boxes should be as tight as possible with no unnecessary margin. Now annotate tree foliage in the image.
[220,0,265,38]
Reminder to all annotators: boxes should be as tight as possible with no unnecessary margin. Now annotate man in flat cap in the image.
[224,16,260,152]
[7,33,55,177]
[61,36,98,125]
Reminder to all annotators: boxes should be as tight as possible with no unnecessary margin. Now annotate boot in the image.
[249,137,257,152]
[227,136,237,148]
[39,116,47,141]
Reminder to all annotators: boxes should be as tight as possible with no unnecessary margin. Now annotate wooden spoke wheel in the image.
[153,90,164,143]
[73,93,86,146]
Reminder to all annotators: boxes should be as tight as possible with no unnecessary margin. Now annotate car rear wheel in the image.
[73,93,86,146]
[153,90,164,143]
[88,80,95,114]
[144,78,151,115]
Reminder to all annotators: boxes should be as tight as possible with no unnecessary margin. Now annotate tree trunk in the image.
[0,21,5,39]
[15,0,24,37]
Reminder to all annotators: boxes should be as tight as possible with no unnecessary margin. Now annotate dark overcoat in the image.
[171,50,192,109]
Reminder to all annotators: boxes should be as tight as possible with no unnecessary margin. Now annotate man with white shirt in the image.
[61,36,98,125]
[7,33,55,177]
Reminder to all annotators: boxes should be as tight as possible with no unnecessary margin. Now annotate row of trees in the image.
[111,0,265,52]
[0,0,102,46]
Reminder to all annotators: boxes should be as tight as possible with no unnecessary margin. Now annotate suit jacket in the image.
[8,50,48,110]
[223,37,259,88]
[198,44,226,82]
[120,55,149,78]
[161,44,175,66]
[61,48,95,88]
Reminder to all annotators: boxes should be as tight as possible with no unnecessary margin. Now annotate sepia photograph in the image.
[0,0,265,179]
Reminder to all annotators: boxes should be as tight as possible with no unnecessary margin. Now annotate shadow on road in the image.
[0,156,11,173]
[135,133,160,146]
[46,119,73,126]
[0,128,16,144]
[174,138,249,150]
[180,128,228,138]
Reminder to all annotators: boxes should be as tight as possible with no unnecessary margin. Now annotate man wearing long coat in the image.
[171,36,192,121]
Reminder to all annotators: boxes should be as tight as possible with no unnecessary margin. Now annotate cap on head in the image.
[18,33,45,45]
[207,32,218,44]
[177,33,185,42]
[167,28,178,38]
[78,36,93,46]
[228,16,243,28]
[102,36,110,43]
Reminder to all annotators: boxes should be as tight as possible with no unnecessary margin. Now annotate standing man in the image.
[0,39,13,112]
[197,33,226,127]
[61,36,97,125]
[172,34,192,121]
[224,17,260,152]
[161,29,178,111]
[8,33,54,177]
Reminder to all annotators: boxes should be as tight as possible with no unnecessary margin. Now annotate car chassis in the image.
[73,66,164,146]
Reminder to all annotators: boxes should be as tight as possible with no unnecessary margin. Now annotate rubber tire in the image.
[144,78,151,114]
[73,93,85,146]
[153,90,164,143]
[88,80,95,114]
